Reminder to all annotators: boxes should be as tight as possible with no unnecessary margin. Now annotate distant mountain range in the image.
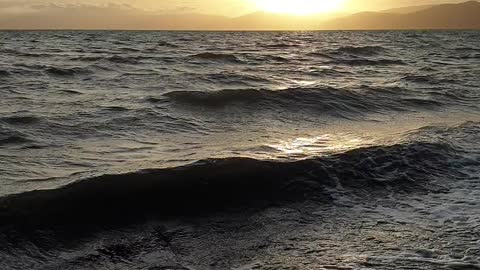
[324,1,480,30]
[0,1,479,30]
[381,4,436,14]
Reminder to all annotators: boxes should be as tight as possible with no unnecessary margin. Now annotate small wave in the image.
[158,41,178,48]
[189,53,242,63]
[0,116,40,125]
[403,75,435,83]
[400,98,443,107]
[0,125,34,146]
[0,48,51,58]
[0,127,32,146]
[0,135,31,146]
[119,47,141,52]
[0,139,463,226]
[329,58,405,66]
[17,52,52,58]
[454,46,480,52]
[0,70,11,77]
[0,48,17,54]
[246,54,291,64]
[145,97,165,103]
[265,55,289,62]
[60,89,83,95]
[45,67,92,77]
[163,86,443,116]
[70,56,105,62]
[200,72,272,85]
[262,43,300,49]
[307,52,335,59]
[402,75,457,84]
[101,106,130,112]
[165,89,263,106]
[309,68,352,76]
[335,45,386,56]
[458,54,480,59]
[106,55,141,65]
[405,121,480,153]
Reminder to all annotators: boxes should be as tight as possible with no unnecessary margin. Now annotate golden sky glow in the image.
[0,0,468,17]
[0,0,474,30]
[255,0,345,15]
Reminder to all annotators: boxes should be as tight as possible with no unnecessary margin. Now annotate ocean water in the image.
[0,31,480,269]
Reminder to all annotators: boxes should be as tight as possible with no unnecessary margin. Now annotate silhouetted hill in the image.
[324,1,480,30]
[382,4,435,14]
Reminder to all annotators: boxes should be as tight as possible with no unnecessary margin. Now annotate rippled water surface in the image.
[1,31,480,270]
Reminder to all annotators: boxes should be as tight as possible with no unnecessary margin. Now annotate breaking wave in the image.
[0,137,467,227]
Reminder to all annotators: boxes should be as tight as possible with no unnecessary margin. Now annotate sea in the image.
[0,30,479,269]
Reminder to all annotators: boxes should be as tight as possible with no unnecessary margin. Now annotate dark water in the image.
[1,31,480,269]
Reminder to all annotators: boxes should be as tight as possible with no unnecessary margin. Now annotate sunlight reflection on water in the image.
[267,133,374,157]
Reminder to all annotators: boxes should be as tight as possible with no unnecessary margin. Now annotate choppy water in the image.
[1,31,480,270]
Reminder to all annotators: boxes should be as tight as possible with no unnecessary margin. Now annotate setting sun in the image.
[255,0,345,15]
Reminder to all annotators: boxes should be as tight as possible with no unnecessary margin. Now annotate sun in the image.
[255,0,345,15]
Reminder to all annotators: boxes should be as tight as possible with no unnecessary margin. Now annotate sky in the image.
[0,0,475,30]
[0,0,468,16]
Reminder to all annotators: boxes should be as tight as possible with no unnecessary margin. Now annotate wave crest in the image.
[335,45,387,56]
[0,135,31,146]
[0,137,469,228]
[157,41,178,48]
[329,58,405,66]
[106,55,141,65]
[0,116,40,125]
[0,70,11,77]
[163,86,445,117]
[45,66,92,76]
[165,89,262,105]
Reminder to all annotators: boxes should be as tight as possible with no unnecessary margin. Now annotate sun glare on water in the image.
[256,0,345,15]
